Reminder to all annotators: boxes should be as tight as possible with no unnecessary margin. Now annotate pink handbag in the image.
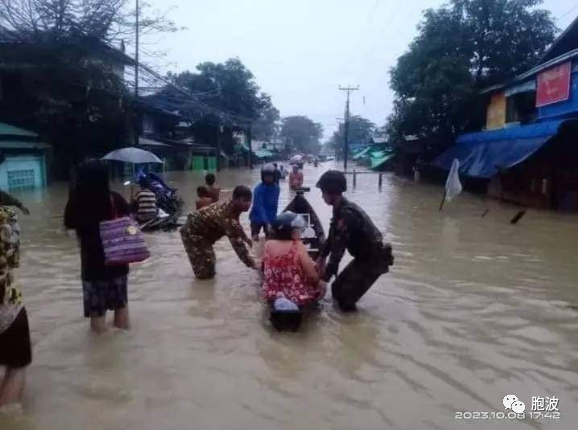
[99,197,150,266]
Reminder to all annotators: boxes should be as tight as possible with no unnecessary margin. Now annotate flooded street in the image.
[2,162,578,430]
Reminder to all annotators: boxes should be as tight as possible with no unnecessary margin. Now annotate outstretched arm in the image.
[225,217,256,268]
[321,209,358,281]
[0,190,29,215]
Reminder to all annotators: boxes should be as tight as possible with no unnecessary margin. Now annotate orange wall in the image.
[486,92,506,130]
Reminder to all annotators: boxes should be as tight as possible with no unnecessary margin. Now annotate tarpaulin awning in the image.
[235,142,250,153]
[370,150,395,169]
[353,146,372,160]
[0,140,50,150]
[431,119,572,178]
[138,137,170,147]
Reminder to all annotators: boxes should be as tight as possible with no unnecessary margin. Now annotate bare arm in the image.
[297,241,319,283]
[224,217,256,268]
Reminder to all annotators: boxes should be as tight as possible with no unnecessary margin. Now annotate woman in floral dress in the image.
[262,212,324,307]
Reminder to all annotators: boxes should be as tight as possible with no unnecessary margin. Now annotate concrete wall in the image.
[0,155,47,190]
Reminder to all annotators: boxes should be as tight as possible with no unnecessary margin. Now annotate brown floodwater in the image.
[1,162,578,430]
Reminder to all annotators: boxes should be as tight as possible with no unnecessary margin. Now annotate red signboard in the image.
[536,62,572,107]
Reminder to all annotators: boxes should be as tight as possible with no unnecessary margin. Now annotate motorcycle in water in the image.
[267,188,326,332]
[135,171,184,232]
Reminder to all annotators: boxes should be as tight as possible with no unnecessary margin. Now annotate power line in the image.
[557,3,578,20]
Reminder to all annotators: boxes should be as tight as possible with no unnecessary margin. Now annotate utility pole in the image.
[338,85,359,170]
[217,124,223,172]
[247,124,253,170]
[134,0,140,147]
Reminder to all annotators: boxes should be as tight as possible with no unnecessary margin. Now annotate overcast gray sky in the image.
[145,0,577,139]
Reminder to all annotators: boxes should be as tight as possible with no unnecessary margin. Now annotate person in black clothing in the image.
[272,163,282,184]
[64,160,131,333]
[316,170,394,311]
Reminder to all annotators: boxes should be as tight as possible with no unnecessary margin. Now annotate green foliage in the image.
[347,116,376,144]
[252,93,280,141]
[388,0,557,143]
[326,115,376,153]
[279,115,323,154]
[0,0,179,178]
[169,58,279,153]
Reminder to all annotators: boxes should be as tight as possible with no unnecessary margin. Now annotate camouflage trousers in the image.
[180,228,216,280]
[331,245,393,310]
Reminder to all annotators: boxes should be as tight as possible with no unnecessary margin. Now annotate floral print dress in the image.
[262,241,321,306]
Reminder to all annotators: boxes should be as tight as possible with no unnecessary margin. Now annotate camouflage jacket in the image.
[320,198,386,278]
[183,201,254,267]
[0,207,23,334]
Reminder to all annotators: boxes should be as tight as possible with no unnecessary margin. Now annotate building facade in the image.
[433,16,578,211]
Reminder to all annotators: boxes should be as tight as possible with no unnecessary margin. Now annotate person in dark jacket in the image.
[272,163,281,184]
[64,160,131,333]
[316,170,394,311]
[249,164,280,240]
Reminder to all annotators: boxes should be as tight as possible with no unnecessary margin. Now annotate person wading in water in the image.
[316,170,394,311]
[180,185,258,279]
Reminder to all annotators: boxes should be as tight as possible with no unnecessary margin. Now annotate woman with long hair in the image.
[64,160,131,333]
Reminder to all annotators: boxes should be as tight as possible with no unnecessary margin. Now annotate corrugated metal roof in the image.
[138,137,170,147]
[0,123,38,137]
[0,140,49,149]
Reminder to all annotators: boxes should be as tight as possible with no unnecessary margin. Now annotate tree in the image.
[348,116,376,144]
[279,116,323,154]
[388,0,557,144]
[168,58,279,153]
[0,0,179,178]
[252,93,280,141]
[0,0,176,45]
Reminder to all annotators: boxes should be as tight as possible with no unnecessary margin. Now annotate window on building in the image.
[8,169,36,190]
[506,91,537,125]
[142,114,155,134]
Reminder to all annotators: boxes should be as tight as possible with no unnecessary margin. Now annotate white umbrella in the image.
[102,147,163,164]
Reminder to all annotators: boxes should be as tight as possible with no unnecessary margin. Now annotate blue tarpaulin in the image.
[432,120,571,178]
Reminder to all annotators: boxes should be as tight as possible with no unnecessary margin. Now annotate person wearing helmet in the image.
[272,163,281,184]
[249,163,280,240]
[316,170,394,311]
[262,212,325,308]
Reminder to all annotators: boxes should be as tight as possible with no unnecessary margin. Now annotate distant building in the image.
[433,15,578,211]
[0,122,49,190]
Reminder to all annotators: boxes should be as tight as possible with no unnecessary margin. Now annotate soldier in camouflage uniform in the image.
[180,185,257,279]
[316,171,394,311]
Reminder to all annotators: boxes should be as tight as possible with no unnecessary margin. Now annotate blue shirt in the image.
[249,182,280,224]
